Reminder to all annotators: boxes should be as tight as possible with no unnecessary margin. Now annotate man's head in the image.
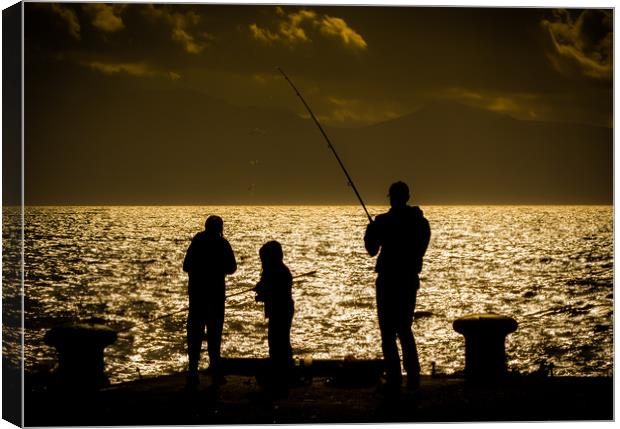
[388,181,410,208]
[205,215,224,236]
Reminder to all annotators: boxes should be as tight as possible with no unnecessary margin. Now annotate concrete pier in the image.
[24,371,612,425]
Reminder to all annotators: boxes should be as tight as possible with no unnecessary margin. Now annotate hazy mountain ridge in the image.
[328,101,611,204]
[25,82,612,204]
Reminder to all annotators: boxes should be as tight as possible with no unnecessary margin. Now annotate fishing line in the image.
[118,270,318,333]
[518,302,610,326]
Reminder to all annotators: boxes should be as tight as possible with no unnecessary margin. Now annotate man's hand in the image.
[364,220,380,257]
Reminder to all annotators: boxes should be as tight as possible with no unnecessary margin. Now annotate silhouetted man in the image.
[364,181,431,391]
[183,215,237,387]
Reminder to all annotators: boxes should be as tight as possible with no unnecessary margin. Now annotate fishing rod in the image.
[226,270,317,299]
[518,302,610,326]
[119,270,318,332]
[278,67,373,223]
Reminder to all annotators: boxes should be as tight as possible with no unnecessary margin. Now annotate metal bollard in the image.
[44,319,117,390]
[453,313,518,381]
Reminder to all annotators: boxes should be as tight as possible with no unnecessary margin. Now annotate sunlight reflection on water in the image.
[6,205,613,383]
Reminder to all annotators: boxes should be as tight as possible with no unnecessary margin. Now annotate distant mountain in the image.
[25,80,612,205]
[329,101,612,204]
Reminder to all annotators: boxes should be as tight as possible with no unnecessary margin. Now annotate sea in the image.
[3,206,614,384]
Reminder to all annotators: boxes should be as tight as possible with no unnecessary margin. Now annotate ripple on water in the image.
[9,205,613,383]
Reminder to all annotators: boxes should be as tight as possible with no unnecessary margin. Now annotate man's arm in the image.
[223,240,237,275]
[364,220,381,257]
[182,239,195,273]
[419,217,431,258]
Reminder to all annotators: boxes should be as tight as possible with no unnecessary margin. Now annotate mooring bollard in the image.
[44,319,117,390]
[453,313,518,381]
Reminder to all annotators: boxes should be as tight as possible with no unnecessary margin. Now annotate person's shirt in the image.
[183,231,237,294]
[254,263,293,319]
[364,205,431,276]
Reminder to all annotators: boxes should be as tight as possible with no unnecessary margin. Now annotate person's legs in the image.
[282,307,294,365]
[398,328,420,372]
[206,299,225,383]
[206,317,224,382]
[205,317,222,367]
[376,277,401,386]
[397,321,420,385]
[187,306,205,376]
[397,279,421,387]
[268,312,293,389]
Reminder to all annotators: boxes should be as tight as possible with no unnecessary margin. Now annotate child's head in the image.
[259,240,283,267]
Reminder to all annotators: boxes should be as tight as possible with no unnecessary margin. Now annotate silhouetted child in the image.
[254,240,294,391]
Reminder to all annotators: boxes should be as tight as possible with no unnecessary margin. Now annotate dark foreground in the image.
[25,371,613,425]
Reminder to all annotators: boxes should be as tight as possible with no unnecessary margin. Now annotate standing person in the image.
[364,181,431,392]
[254,240,295,394]
[183,215,237,387]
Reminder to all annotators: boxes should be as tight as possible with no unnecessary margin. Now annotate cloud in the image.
[542,9,612,80]
[438,86,612,127]
[279,9,316,43]
[249,24,280,44]
[83,4,126,33]
[250,9,315,45]
[50,4,80,39]
[144,5,212,54]
[168,71,181,81]
[305,96,403,125]
[319,16,367,50]
[84,61,180,80]
[252,72,280,84]
[249,8,367,50]
[438,87,544,121]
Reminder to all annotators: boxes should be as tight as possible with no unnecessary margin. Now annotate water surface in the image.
[5,206,613,383]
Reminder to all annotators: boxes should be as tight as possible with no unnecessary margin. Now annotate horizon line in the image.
[7,203,614,208]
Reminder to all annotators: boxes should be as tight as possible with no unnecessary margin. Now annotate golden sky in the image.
[23,4,613,204]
